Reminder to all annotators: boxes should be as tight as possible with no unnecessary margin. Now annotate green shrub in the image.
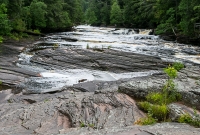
[138,102,168,121]
[136,64,182,125]
[135,115,157,125]
[146,92,164,105]
[33,29,41,34]
[20,32,29,38]
[0,36,3,43]
[178,113,193,123]
[138,101,151,112]
[164,66,177,79]
[150,104,168,121]
[172,62,184,71]
[9,33,20,41]
[178,113,200,127]
[192,118,200,127]
[80,121,85,127]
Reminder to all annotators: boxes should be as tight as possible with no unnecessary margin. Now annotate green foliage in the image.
[172,62,184,71]
[155,7,176,34]
[85,8,97,25]
[178,113,200,127]
[138,102,168,121]
[86,44,90,49]
[0,0,79,36]
[80,121,85,127]
[33,29,41,34]
[107,45,111,49]
[146,92,164,105]
[30,0,47,29]
[0,36,3,43]
[137,63,183,125]
[44,99,49,102]
[178,113,193,123]
[9,32,29,41]
[124,0,157,28]
[0,0,200,37]
[9,33,20,41]
[164,66,177,79]
[135,115,157,125]
[12,18,26,31]
[110,1,122,25]
[0,3,12,35]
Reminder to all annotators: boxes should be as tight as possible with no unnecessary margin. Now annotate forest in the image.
[0,0,200,42]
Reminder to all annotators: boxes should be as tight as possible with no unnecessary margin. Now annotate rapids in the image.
[17,25,200,93]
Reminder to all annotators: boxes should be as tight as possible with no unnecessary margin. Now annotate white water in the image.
[18,25,200,93]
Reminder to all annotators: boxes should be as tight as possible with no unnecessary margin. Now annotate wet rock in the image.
[30,48,169,73]
[0,39,40,87]
[118,74,167,99]
[168,103,200,122]
[119,66,200,109]
[157,48,176,55]
[182,48,199,55]
[160,35,176,41]
[0,69,25,85]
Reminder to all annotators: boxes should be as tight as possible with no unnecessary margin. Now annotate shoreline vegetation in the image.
[0,0,200,45]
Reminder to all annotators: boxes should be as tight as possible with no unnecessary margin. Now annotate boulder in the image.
[30,48,170,73]
[168,103,200,122]
[118,74,167,99]
[119,66,200,109]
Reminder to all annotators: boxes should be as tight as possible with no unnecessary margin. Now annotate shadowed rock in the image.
[30,48,169,73]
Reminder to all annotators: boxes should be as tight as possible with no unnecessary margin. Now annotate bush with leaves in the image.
[137,63,183,124]
[172,62,184,71]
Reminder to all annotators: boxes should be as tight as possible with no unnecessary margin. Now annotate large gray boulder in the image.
[119,66,200,109]
[30,48,169,73]
[168,103,200,122]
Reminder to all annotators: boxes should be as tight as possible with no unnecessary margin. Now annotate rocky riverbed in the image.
[0,26,200,135]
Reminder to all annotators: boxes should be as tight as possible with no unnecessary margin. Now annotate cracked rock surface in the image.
[0,88,145,135]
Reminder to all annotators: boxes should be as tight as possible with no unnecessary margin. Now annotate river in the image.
[16,25,200,93]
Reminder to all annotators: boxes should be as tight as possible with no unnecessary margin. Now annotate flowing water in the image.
[17,25,200,93]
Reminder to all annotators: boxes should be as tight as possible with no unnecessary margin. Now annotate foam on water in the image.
[18,25,200,93]
[23,69,159,93]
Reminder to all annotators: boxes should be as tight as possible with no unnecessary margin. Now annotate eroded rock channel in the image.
[0,26,200,135]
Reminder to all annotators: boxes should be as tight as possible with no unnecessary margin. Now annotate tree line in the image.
[0,0,84,41]
[83,0,200,37]
[0,0,200,41]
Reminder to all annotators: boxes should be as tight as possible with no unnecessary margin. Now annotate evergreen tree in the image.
[85,7,97,24]
[30,0,47,29]
[0,3,11,35]
[110,0,122,26]
[100,3,110,25]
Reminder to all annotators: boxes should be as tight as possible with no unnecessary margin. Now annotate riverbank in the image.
[0,37,41,89]
[0,26,200,135]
